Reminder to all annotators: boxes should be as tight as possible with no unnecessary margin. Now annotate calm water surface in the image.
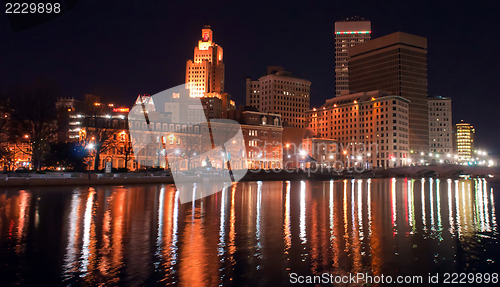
[0,179,498,286]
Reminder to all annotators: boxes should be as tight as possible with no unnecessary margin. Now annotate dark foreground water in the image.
[0,178,498,286]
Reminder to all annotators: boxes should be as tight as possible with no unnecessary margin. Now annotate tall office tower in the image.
[246,66,311,128]
[455,121,475,161]
[334,18,371,96]
[186,25,224,97]
[349,32,428,153]
[185,25,234,118]
[428,96,453,154]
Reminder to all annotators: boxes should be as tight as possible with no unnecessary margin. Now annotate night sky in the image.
[1,0,499,154]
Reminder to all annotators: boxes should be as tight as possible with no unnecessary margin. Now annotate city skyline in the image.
[1,0,499,154]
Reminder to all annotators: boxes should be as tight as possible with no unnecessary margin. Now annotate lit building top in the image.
[334,19,371,96]
[186,25,225,98]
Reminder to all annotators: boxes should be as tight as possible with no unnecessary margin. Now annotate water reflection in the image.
[0,178,498,286]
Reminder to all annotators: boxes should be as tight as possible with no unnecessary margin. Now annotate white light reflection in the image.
[490,187,497,233]
[436,179,442,233]
[408,179,415,233]
[461,181,468,231]
[447,179,454,234]
[357,179,363,240]
[156,187,165,257]
[299,180,307,244]
[285,181,291,252]
[429,178,435,232]
[63,192,81,278]
[455,180,461,235]
[482,179,490,230]
[191,183,197,218]
[391,178,397,235]
[170,190,179,266]
[80,188,95,275]
[218,187,227,256]
[367,179,372,235]
[421,178,427,231]
[476,179,485,231]
[256,181,263,257]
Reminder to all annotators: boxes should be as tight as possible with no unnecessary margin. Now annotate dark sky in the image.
[1,0,499,154]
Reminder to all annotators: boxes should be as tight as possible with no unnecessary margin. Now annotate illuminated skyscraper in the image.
[455,121,475,161]
[186,25,224,97]
[334,18,371,96]
[185,25,234,118]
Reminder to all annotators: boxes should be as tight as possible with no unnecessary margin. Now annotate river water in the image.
[0,178,498,286]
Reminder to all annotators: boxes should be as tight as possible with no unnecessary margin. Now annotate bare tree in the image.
[9,81,58,171]
[180,132,200,170]
[80,103,117,171]
[116,131,134,170]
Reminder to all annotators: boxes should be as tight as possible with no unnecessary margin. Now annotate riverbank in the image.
[0,165,498,188]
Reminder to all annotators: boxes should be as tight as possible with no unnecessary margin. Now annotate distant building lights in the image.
[113,107,130,113]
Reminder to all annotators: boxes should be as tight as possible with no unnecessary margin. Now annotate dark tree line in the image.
[0,80,89,171]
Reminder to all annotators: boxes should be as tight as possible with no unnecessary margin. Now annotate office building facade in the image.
[246,66,310,128]
[349,32,429,154]
[334,19,371,96]
[307,90,410,168]
[428,96,453,154]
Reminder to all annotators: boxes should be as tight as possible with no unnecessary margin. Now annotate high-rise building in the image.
[185,25,234,118]
[334,18,371,96]
[186,25,224,97]
[307,90,410,168]
[428,96,453,154]
[246,66,311,128]
[348,32,428,153]
[455,121,475,161]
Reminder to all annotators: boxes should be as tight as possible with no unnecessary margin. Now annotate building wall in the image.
[348,32,429,154]
[307,90,410,168]
[124,110,283,171]
[334,20,371,96]
[428,97,453,154]
[246,67,311,128]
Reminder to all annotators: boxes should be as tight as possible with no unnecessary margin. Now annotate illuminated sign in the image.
[336,31,371,35]
[113,108,130,113]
